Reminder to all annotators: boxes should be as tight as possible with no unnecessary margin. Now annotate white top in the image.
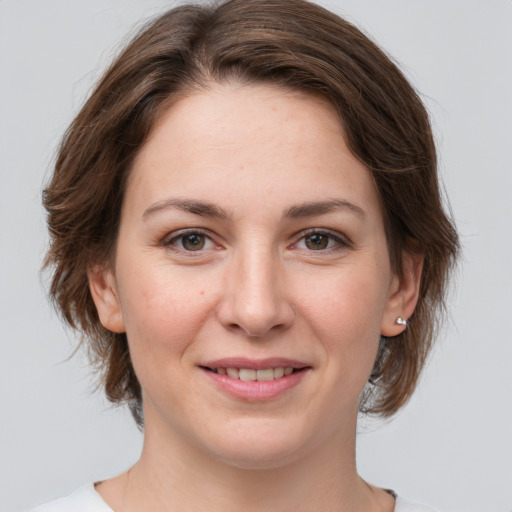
[28,484,439,512]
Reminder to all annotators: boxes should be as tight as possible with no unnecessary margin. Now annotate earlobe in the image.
[381,252,423,337]
[88,265,126,333]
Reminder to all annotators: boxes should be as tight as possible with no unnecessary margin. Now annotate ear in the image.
[88,264,125,333]
[381,251,423,337]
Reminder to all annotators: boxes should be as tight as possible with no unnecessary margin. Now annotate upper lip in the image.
[199,357,311,370]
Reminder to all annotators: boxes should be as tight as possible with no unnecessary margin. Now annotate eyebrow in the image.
[142,197,365,221]
[283,199,366,219]
[142,199,231,220]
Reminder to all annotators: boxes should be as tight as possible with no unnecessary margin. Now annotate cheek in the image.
[116,259,217,361]
[296,265,388,377]
[301,266,388,335]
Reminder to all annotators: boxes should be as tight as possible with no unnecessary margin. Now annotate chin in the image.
[211,444,303,471]
[202,418,315,470]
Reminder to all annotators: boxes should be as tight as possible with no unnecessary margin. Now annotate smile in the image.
[200,359,310,401]
[212,367,295,381]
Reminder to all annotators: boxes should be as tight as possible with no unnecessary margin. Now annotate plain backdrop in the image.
[1,1,511,511]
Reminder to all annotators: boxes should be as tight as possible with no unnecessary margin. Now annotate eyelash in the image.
[292,229,351,253]
[162,228,351,255]
[163,228,217,254]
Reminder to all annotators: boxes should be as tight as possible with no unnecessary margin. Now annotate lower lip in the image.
[202,368,309,401]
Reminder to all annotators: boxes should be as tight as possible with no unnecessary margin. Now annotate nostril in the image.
[216,281,295,338]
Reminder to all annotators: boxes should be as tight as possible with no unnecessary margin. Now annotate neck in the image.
[97,407,393,512]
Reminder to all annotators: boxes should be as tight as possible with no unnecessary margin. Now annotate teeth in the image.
[273,367,284,379]
[218,367,295,381]
[239,369,257,381]
[226,368,239,379]
[256,368,274,381]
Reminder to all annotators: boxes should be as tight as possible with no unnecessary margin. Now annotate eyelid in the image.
[291,228,352,252]
[163,228,220,253]
[161,227,351,254]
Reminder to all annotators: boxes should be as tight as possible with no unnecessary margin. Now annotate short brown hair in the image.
[44,0,459,427]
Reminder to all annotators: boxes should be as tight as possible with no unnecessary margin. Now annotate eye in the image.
[295,230,348,252]
[166,230,216,252]
[304,233,330,250]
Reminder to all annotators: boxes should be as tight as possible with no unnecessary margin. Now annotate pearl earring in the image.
[395,317,407,326]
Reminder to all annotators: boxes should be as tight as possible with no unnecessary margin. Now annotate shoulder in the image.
[27,486,440,512]
[395,495,440,512]
[27,484,113,512]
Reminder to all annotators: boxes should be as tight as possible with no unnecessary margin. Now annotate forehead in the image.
[126,84,381,222]
[136,84,344,163]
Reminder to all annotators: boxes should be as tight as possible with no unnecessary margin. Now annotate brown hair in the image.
[44,0,459,427]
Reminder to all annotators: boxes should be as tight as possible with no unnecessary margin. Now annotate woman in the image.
[33,0,459,510]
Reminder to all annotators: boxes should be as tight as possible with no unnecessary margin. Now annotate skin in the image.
[89,84,422,512]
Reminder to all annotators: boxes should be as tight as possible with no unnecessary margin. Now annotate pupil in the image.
[306,234,328,250]
[183,234,205,251]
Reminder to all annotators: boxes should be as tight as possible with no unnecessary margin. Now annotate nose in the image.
[216,247,295,338]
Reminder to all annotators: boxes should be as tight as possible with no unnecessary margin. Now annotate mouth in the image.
[201,366,306,381]
[198,358,311,401]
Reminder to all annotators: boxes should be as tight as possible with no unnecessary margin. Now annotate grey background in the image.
[1,1,511,511]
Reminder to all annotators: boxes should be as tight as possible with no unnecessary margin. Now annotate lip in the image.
[200,357,310,370]
[199,357,311,401]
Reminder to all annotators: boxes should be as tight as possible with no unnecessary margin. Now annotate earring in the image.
[395,316,407,326]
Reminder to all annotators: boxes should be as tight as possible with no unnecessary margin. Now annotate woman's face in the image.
[91,84,412,468]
